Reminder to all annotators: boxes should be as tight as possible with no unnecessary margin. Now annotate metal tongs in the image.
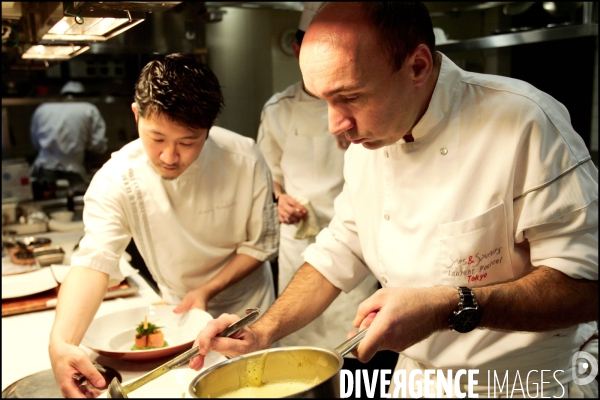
[107,308,260,398]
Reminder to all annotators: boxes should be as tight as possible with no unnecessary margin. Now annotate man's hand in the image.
[49,340,106,398]
[277,194,307,224]
[189,313,268,371]
[173,287,209,314]
[350,286,455,362]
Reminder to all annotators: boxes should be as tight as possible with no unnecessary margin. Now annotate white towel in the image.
[292,195,321,240]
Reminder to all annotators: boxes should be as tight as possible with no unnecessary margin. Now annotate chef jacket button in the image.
[440,148,448,155]
[384,150,389,158]
[384,213,390,220]
[381,276,388,284]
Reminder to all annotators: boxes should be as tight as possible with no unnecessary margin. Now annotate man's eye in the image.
[180,142,194,147]
[344,96,359,103]
[153,139,164,143]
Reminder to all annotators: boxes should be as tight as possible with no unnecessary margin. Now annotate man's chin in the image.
[153,165,182,180]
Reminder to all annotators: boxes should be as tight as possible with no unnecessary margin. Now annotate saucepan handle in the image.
[333,328,368,357]
[217,308,260,338]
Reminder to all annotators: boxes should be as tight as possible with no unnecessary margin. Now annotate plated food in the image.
[82,305,213,361]
[133,316,168,350]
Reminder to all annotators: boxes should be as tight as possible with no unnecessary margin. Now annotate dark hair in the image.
[134,53,224,130]
[361,2,436,72]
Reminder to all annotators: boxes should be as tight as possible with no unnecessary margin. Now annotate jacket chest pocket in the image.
[438,202,514,287]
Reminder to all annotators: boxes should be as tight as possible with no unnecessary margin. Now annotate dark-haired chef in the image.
[48,54,279,398]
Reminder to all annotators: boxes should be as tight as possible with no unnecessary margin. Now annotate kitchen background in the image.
[2,1,599,181]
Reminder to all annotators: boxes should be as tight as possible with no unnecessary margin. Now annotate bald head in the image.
[304,2,369,43]
[299,3,385,101]
[303,2,436,72]
[297,2,440,150]
[301,3,372,63]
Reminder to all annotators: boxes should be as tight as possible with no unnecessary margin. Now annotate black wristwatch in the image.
[449,286,481,333]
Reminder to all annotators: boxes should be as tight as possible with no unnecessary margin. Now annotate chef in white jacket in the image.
[257,2,380,352]
[48,54,279,398]
[192,3,598,397]
[30,81,107,194]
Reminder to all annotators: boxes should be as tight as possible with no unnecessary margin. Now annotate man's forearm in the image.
[474,266,598,332]
[200,254,263,301]
[257,263,341,346]
[50,266,108,345]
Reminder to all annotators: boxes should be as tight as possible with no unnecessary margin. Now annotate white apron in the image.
[277,87,379,350]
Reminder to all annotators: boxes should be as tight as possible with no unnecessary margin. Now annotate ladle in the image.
[107,308,260,398]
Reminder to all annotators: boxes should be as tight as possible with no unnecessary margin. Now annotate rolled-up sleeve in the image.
[257,105,286,186]
[515,160,598,280]
[236,145,279,262]
[70,169,131,286]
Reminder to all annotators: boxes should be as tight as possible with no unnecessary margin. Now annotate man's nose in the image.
[160,144,179,164]
[328,107,354,136]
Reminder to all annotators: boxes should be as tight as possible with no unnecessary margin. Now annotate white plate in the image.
[2,255,40,276]
[97,352,227,398]
[1,267,58,299]
[81,305,213,362]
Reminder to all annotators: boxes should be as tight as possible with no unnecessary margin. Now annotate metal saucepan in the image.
[107,308,261,398]
[189,328,368,398]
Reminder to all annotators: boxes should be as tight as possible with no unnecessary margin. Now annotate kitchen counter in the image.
[1,230,223,398]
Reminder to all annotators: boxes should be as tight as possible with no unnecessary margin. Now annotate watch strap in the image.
[457,286,478,309]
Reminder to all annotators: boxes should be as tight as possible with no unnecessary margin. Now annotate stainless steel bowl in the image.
[32,246,65,267]
[189,347,343,398]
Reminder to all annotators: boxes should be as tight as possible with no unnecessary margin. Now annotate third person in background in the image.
[256,1,396,385]
[30,81,107,197]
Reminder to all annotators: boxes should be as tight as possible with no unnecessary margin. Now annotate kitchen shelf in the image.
[437,23,598,52]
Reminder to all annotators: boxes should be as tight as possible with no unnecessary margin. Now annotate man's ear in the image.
[408,44,434,87]
[131,102,138,121]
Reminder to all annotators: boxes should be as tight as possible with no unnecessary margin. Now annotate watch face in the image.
[452,308,481,333]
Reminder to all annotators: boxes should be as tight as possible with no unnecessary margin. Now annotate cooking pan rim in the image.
[188,345,344,398]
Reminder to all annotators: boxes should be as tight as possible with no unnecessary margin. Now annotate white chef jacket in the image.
[258,81,379,349]
[71,126,279,318]
[30,102,107,182]
[303,53,598,391]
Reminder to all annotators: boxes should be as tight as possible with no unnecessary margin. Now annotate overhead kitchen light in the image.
[22,44,89,60]
[41,3,146,42]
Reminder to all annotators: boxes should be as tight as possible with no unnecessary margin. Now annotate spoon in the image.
[107,308,260,398]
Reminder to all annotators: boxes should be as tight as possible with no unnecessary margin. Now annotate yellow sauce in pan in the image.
[217,378,321,398]
[240,353,268,387]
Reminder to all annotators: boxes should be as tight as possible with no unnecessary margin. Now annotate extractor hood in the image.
[2,2,181,65]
